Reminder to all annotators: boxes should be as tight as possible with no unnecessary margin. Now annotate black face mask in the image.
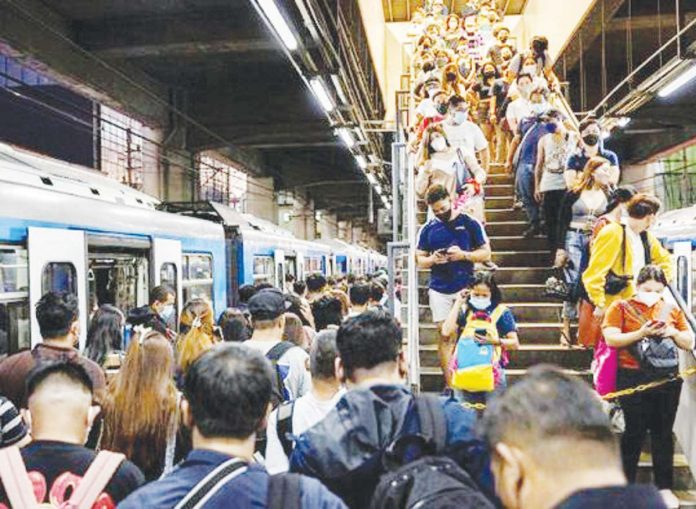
[583,134,600,146]
[483,71,495,79]
[446,72,457,81]
[436,103,448,115]
[436,209,452,223]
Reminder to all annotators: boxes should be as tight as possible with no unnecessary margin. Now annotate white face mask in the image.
[469,296,491,310]
[636,291,661,307]
[453,110,468,125]
[522,64,537,75]
[431,137,447,152]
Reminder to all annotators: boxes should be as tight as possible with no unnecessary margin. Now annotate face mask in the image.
[636,291,661,307]
[436,103,448,115]
[498,34,509,43]
[436,58,449,67]
[422,103,439,118]
[160,304,175,321]
[522,65,537,75]
[453,110,468,125]
[435,209,452,223]
[518,83,532,96]
[469,296,491,310]
[431,137,447,152]
[483,70,496,79]
[427,87,439,98]
[583,133,600,146]
[446,72,457,82]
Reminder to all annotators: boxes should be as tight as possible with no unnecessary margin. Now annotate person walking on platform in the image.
[416,184,492,382]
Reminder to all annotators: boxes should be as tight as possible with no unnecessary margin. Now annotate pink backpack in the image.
[0,447,124,509]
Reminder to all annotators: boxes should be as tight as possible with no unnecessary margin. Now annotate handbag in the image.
[544,267,572,301]
[592,336,618,396]
[604,225,632,295]
[623,301,679,377]
[577,299,602,348]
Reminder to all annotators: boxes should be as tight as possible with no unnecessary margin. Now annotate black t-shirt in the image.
[0,441,145,508]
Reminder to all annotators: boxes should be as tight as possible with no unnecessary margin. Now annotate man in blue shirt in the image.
[416,184,492,378]
[566,118,620,186]
[506,86,556,238]
[119,344,345,509]
[289,312,494,508]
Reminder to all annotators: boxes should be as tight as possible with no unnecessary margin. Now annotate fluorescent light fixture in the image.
[381,195,391,209]
[374,184,383,195]
[336,128,355,148]
[355,155,367,170]
[366,172,377,185]
[617,117,631,128]
[602,131,611,141]
[331,74,348,104]
[356,129,367,143]
[258,0,298,51]
[309,77,335,112]
[658,63,696,98]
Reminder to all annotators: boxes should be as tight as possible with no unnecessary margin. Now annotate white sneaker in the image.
[659,489,680,509]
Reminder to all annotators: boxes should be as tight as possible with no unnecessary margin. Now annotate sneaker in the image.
[523,225,540,238]
[659,489,680,509]
[512,201,523,210]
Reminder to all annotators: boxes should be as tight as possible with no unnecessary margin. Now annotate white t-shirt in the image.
[506,98,532,134]
[625,227,646,277]
[265,388,346,474]
[442,121,488,155]
[243,340,312,401]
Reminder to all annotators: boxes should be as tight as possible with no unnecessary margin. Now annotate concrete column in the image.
[620,162,659,195]
[317,212,339,240]
[279,191,315,239]
[246,177,276,223]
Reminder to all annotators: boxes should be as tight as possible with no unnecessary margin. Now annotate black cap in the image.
[248,288,286,320]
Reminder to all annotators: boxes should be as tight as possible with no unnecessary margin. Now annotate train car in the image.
[317,238,368,277]
[0,143,227,354]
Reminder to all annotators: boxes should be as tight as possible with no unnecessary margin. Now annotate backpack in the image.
[448,306,507,392]
[369,396,494,509]
[172,457,301,509]
[624,301,679,377]
[276,400,296,458]
[0,447,124,509]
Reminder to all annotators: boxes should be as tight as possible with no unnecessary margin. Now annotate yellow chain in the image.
[456,366,696,411]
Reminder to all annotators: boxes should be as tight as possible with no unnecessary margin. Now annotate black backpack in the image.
[369,396,495,509]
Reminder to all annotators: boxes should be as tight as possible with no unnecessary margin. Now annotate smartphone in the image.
[474,328,487,337]
[436,248,448,255]
[649,320,666,328]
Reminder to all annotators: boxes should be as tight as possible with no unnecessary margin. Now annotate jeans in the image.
[542,190,565,251]
[617,369,682,489]
[515,163,538,227]
[563,229,590,320]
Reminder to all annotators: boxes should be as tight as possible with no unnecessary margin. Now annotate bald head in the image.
[26,362,96,444]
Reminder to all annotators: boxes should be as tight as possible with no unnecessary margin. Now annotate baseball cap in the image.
[248,288,286,321]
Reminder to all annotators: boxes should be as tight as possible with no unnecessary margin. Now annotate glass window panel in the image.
[42,263,77,295]
[253,256,275,284]
[0,248,28,294]
[0,301,30,356]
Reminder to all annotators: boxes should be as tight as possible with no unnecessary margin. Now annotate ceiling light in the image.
[331,74,348,104]
[602,131,611,140]
[336,128,355,148]
[366,173,377,185]
[309,77,335,112]
[355,155,367,170]
[617,117,631,128]
[658,63,696,98]
[257,0,298,51]
[356,129,367,143]
[374,184,383,195]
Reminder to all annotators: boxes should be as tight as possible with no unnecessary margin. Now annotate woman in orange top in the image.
[602,265,694,506]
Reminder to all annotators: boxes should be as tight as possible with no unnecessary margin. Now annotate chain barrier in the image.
[457,366,696,411]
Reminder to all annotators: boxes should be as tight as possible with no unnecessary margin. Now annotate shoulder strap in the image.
[620,224,627,273]
[267,473,303,509]
[0,446,37,509]
[68,450,125,509]
[640,231,652,265]
[414,394,447,453]
[161,392,182,478]
[489,305,508,323]
[266,341,295,362]
[276,401,295,458]
[174,458,247,509]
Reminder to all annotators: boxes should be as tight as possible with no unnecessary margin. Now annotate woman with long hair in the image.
[217,307,251,342]
[176,298,217,377]
[554,156,613,345]
[101,330,184,481]
[85,304,124,369]
[441,63,467,97]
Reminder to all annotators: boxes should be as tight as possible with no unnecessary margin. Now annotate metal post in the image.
[392,142,405,242]
[387,241,408,316]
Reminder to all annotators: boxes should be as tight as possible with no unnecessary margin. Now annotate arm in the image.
[564,170,580,188]
[415,164,432,197]
[500,331,519,350]
[555,192,575,252]
[582,225,623,309]
[534,138,546,200]
[264,409,290,474]
[669,327,696,351]
[417,249,448,269]
[442,293,467,337]
[506,135,521,172]
[446,242,492,263]
[602,326,645,349]
[477,146,490,174]
[648,233,674,281]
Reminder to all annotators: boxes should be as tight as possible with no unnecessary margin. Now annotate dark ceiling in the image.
[555,0,696,164]
[28,0,380,219]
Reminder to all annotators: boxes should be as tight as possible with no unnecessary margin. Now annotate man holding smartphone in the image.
[416,184,493,381]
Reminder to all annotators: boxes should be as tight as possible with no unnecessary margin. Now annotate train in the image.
[0,141,386,355]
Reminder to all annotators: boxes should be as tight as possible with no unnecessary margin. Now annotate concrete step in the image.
[496,267,551,285]
[486,196,515,209]
[417,302,563,322]
[487,174,514,185]
[484,184,514,197]
[492,250,552,267]
[637,453,696,492]
[485,220,533,237]
[419,366,591,393]
[419,322,577,345]
[488,164,509,176]
[485,208,526,222]
[674,491,696,508]
[489,235,549,251]
[413,283,555,305]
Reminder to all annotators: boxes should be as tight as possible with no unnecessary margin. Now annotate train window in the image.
[253,256,275,284]
[42,262,77,295]
[676,256,689,304]
[160,263,177,288]
[305,256,322,274]
[88,254,149,314]
[0,247,30,355]
[183,254,213,303]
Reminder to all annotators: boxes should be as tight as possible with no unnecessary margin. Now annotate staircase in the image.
[411,163,696,500]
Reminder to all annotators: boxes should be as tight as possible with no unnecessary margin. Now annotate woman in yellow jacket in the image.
[583,194,672,319]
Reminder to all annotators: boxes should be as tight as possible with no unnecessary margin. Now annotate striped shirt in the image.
[0,396,27,446]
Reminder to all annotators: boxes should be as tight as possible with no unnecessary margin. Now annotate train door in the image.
[297,252,305,281]
[152,238,183,324]
[274,249,286,289]
[27,227,87,349]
